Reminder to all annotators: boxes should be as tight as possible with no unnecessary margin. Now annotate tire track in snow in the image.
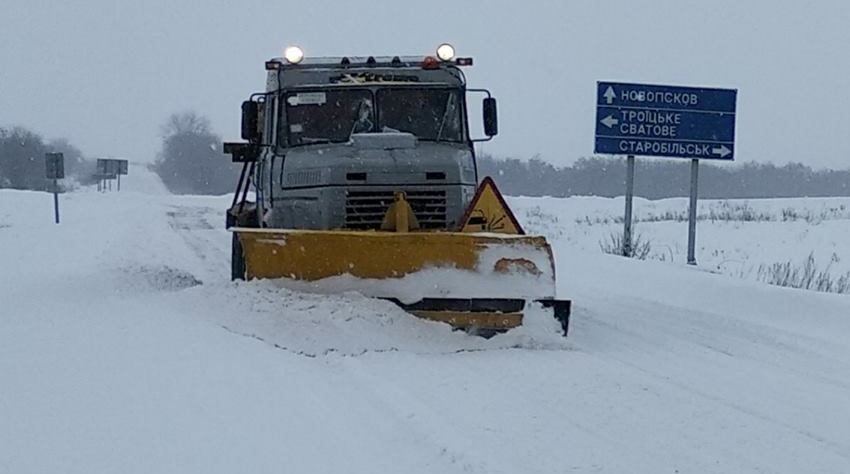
[166,203,231,283]
[575,295,850,464]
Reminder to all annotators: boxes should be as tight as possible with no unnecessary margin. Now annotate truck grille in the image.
[345,190,447,230]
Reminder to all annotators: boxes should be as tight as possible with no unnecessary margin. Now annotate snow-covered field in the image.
[512,195,850,290]
[3,166,850,473]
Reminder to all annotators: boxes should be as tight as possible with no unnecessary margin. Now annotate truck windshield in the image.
[285,89,373,145]
[378,88,462,142]
[284,87,464,145]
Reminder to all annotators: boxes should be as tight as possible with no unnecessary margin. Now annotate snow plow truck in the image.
[224,44,570,336]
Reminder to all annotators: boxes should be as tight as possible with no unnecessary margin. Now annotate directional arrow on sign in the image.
[603,86,616,104]
[600,115,619,128]
[712,145,732,158]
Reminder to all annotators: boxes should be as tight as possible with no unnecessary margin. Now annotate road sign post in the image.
[595,82,737,265]
[45,153,64,224]
[623,155,635,256]
[53,180,60,224]
[688,159,699,265]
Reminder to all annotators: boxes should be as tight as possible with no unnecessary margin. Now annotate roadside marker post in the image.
[45,153,64,224]
[595,82,737,264]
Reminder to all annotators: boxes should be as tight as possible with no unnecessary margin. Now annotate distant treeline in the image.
[5,121,850,200]
[480,155,850,199]
[1,114,241,196]
[0,127,93,190]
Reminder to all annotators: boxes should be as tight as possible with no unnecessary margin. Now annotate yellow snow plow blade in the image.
[233,228,561,331]
[230,179,570,335]
[237,229,552,282]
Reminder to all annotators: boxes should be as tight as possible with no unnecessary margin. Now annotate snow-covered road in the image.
[3,167,850,473]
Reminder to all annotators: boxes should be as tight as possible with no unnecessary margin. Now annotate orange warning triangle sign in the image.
[459,176,525,235]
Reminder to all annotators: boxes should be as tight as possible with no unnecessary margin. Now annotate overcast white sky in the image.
[2,0,849,169]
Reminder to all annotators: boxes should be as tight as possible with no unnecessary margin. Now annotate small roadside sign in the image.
[107,159,120,175]
[96,158,108,174]
[45,153,64,179]
[95,159,129,191]
[45,153,64,223]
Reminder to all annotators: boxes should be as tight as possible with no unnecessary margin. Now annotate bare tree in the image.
[0,126,49,190]
[153,111,238,195]
[160,111,212,137]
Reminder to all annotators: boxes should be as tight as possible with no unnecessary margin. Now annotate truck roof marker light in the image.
[455,57,473,66]
[284,46,304,64]
[436,43,455,61]
[265,60,281,70]
[422,56,440,70]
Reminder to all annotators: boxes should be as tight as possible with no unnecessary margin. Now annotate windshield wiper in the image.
[293,137,332,146]
[300,137,331,143]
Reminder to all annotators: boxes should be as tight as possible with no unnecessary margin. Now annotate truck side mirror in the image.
[483,97,498,137]
[241,101,260,141]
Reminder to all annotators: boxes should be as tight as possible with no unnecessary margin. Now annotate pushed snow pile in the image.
[170,280,568,357]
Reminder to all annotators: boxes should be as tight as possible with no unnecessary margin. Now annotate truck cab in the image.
[232,45,497,232]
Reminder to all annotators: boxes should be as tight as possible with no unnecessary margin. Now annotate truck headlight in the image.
[436,43,455,61]
[284,46,304,64]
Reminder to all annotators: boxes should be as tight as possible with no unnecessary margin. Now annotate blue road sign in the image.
[595,82,737,160]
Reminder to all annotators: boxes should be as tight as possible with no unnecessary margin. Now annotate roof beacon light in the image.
[284,45,304,64]
[436,43,455,61]
[422,56,440,70]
